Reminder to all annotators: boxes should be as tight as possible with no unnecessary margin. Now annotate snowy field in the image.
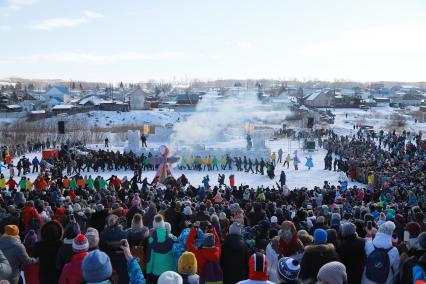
[4,104,423,189]
[10,137,365,190]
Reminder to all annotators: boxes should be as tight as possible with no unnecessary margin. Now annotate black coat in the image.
[33,240,63,284]
[164,208,182,236]
[299,243,339,281]
[221,234,250,284]
[337,235,366,284]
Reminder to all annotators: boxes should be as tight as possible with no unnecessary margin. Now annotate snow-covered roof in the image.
[52,104,74,110]
[30,110,46,114]
[306,90,323,101]
[6,105,22,108]
[79,95,106,106]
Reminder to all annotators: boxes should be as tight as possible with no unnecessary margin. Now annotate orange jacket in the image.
[186,227,221,278]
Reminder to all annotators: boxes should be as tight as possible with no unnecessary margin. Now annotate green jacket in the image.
[87,178,94,189]
[146,228,175,276]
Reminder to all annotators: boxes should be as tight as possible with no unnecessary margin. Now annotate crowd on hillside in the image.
[0,127,424,284]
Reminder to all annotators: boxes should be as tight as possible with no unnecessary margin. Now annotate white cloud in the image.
[4,51,184,63]
[0,0,35,14]
[31,10,104,30]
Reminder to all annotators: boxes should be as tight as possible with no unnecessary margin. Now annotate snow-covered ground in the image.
[328,106,425,136]
[4,104,422,189]
[9,137,365,189]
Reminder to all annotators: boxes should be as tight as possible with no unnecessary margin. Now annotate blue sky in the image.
[0,0,425,82]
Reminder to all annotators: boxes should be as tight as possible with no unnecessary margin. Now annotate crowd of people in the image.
[0,126,424,284]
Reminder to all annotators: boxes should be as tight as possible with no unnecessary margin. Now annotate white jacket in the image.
[361,233,400,284]
[266,243,280,283]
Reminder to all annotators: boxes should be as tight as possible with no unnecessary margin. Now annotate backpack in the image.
[204,261,223,284]
[399,255,418,284]
[365,245,393,284]
[130,243,145,270]
[29,214,40,230]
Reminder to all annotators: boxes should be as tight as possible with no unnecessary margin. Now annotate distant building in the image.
[99,101,129,112]
[43,85,69,102]
[392,93,424,106]
[176,94,200,105]
[129,88,148,110]
[304,90,334,108]
[373,97,391,107]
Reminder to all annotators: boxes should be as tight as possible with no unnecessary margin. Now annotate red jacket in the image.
[6,179,17,190]
[22,205,42,230]
[186,227,221,278]
[59,252,88,284]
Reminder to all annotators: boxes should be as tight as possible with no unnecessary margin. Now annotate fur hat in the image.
[131,213,144,230]
[73,234,89,253]
[153,214,165,229]
[317,261,347,284]
[41,221,63,242]
[158,271,183,284]
[228,222,243,236]
[314,228,328,244]
[340,222,357,238]
[277,257,300,281]
[82,250,112,283]
[202,233,215,248]
[85,227,100,249]
[405,222,421,238]
[249,253,268,281]
[378,221,396,236]
[178,252,197,275]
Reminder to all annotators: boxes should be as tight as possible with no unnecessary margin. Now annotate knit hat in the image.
[340,222,357,238]
[85,227,100,250]
[153,214,165,229]
[73,234,89,253]
[228,222,243,236]
[317,261,347,284]
[270,216,278,224]
[24,230,38,248]
[82,250,112,283]
[277,257,300,281]
[378,221,396,236]
[248,253,268,281]
[183,206,192,216]
[158,271,183,284]
[405,222,421,238]
[178,252,197,275]
[418,232,426,250]
[219,212,227,220]
[314,228,328,244]
[3,225,19,238]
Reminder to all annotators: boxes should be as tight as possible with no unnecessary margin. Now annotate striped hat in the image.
[249,253,268,281]
[277,257,300,281]
[73,234,89,253]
